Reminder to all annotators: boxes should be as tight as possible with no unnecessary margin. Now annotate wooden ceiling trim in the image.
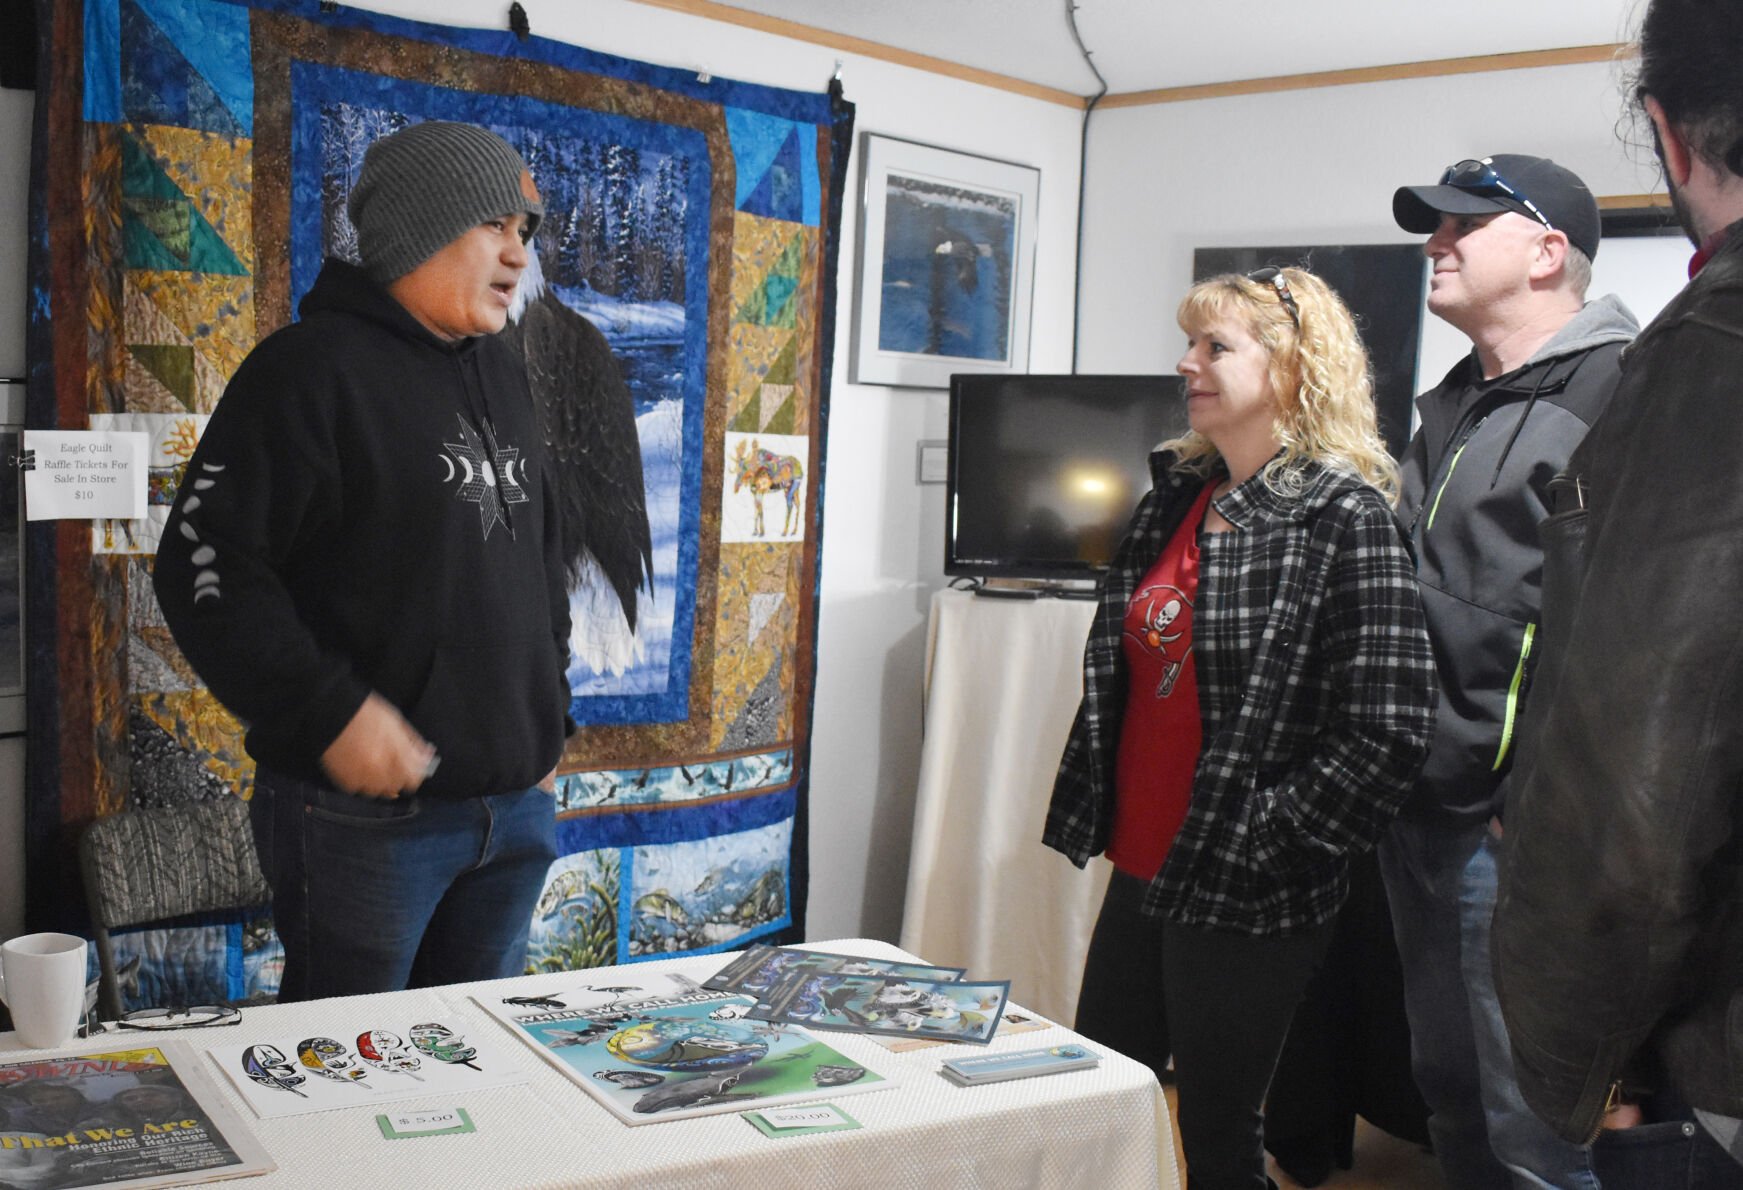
[627,0,1089,107]
[1099,44,1633,109]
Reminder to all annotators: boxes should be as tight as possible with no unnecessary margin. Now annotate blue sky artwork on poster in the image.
[295,69,711,728]
[877,173,1017,361]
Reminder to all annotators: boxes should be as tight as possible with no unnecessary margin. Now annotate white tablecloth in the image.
[1,939,1176,1189]
[901,589,1113,1026]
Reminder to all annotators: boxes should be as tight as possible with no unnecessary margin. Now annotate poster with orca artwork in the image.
[475,988,892,1126]
[206,1019,527,1119]
[750,973,1011,1044]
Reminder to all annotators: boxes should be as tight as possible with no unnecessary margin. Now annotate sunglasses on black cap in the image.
[1440,158,1558,235]
[1247,267,1300,328]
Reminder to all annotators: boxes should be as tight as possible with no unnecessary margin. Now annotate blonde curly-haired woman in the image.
[1046,267,1437,1190]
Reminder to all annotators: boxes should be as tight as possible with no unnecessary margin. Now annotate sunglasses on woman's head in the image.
[1247,267,1300,327]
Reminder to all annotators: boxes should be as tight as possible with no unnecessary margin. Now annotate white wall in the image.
[0,2,1087,944]
[1588,234,1689,328]
[1076,60,1666,386]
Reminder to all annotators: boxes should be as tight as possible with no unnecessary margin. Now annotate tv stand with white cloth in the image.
[900,587,1113,1026]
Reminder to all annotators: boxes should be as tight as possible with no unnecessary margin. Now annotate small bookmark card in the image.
[744,1103,862,1137]
[941,1043,1101,1086]
[377,1106,476,1138]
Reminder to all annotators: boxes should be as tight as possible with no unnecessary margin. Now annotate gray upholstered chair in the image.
[78,796,272,1019]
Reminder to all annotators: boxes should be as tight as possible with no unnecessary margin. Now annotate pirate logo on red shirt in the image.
[1125,583,1193,699]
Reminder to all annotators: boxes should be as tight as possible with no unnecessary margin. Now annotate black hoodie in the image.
[153,259,572,798]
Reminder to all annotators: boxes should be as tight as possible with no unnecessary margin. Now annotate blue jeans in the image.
[251,769,557,1003]
[1593,1111,1743,1188]
[1380,817,1599,1190]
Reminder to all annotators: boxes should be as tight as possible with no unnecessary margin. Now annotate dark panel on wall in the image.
[1,0,36,90]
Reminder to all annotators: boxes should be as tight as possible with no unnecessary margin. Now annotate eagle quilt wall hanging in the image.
[26,0,853,1007]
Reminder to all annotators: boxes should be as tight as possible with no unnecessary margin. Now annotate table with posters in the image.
[0,938,1176,1189]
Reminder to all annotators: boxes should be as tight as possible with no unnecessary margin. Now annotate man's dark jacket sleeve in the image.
[1494,258,1743,1142]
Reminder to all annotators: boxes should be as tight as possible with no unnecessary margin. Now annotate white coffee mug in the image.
[0,933,88,1050]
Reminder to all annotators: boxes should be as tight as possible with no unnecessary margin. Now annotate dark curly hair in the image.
[1634,0,1743,178]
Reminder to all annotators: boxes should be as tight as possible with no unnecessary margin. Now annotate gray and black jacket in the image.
[1398,295,1638,826]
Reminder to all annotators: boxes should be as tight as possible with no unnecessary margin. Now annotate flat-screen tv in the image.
[947,373,1188,581]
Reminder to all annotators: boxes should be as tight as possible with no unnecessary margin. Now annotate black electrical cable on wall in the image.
[1065,1,1108,374]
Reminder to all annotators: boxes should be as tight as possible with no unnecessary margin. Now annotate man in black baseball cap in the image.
[1394,153,1602,262]
[1379,151,1637,1189]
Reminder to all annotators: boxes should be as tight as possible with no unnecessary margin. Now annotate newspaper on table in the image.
[751,972,1012,1045]
[703,944,964,998]
[476,986,893,1126]
[206,1016,527,1119]
[0,1042,273,1189]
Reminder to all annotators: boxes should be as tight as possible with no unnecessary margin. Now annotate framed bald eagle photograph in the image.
[851,134,1039,389]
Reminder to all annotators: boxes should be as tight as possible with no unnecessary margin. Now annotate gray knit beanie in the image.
[348,121,545,284]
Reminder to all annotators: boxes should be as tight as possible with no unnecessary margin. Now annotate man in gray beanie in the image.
[154,121,573,1002]
[348,119,545,287]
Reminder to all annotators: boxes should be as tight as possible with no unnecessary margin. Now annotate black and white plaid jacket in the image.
[1045,451,1436,936]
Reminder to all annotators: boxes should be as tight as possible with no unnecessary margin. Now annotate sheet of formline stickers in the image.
[206,1017,527,1119]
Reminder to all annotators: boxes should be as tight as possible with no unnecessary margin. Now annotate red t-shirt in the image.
[1107,482,1215,880]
